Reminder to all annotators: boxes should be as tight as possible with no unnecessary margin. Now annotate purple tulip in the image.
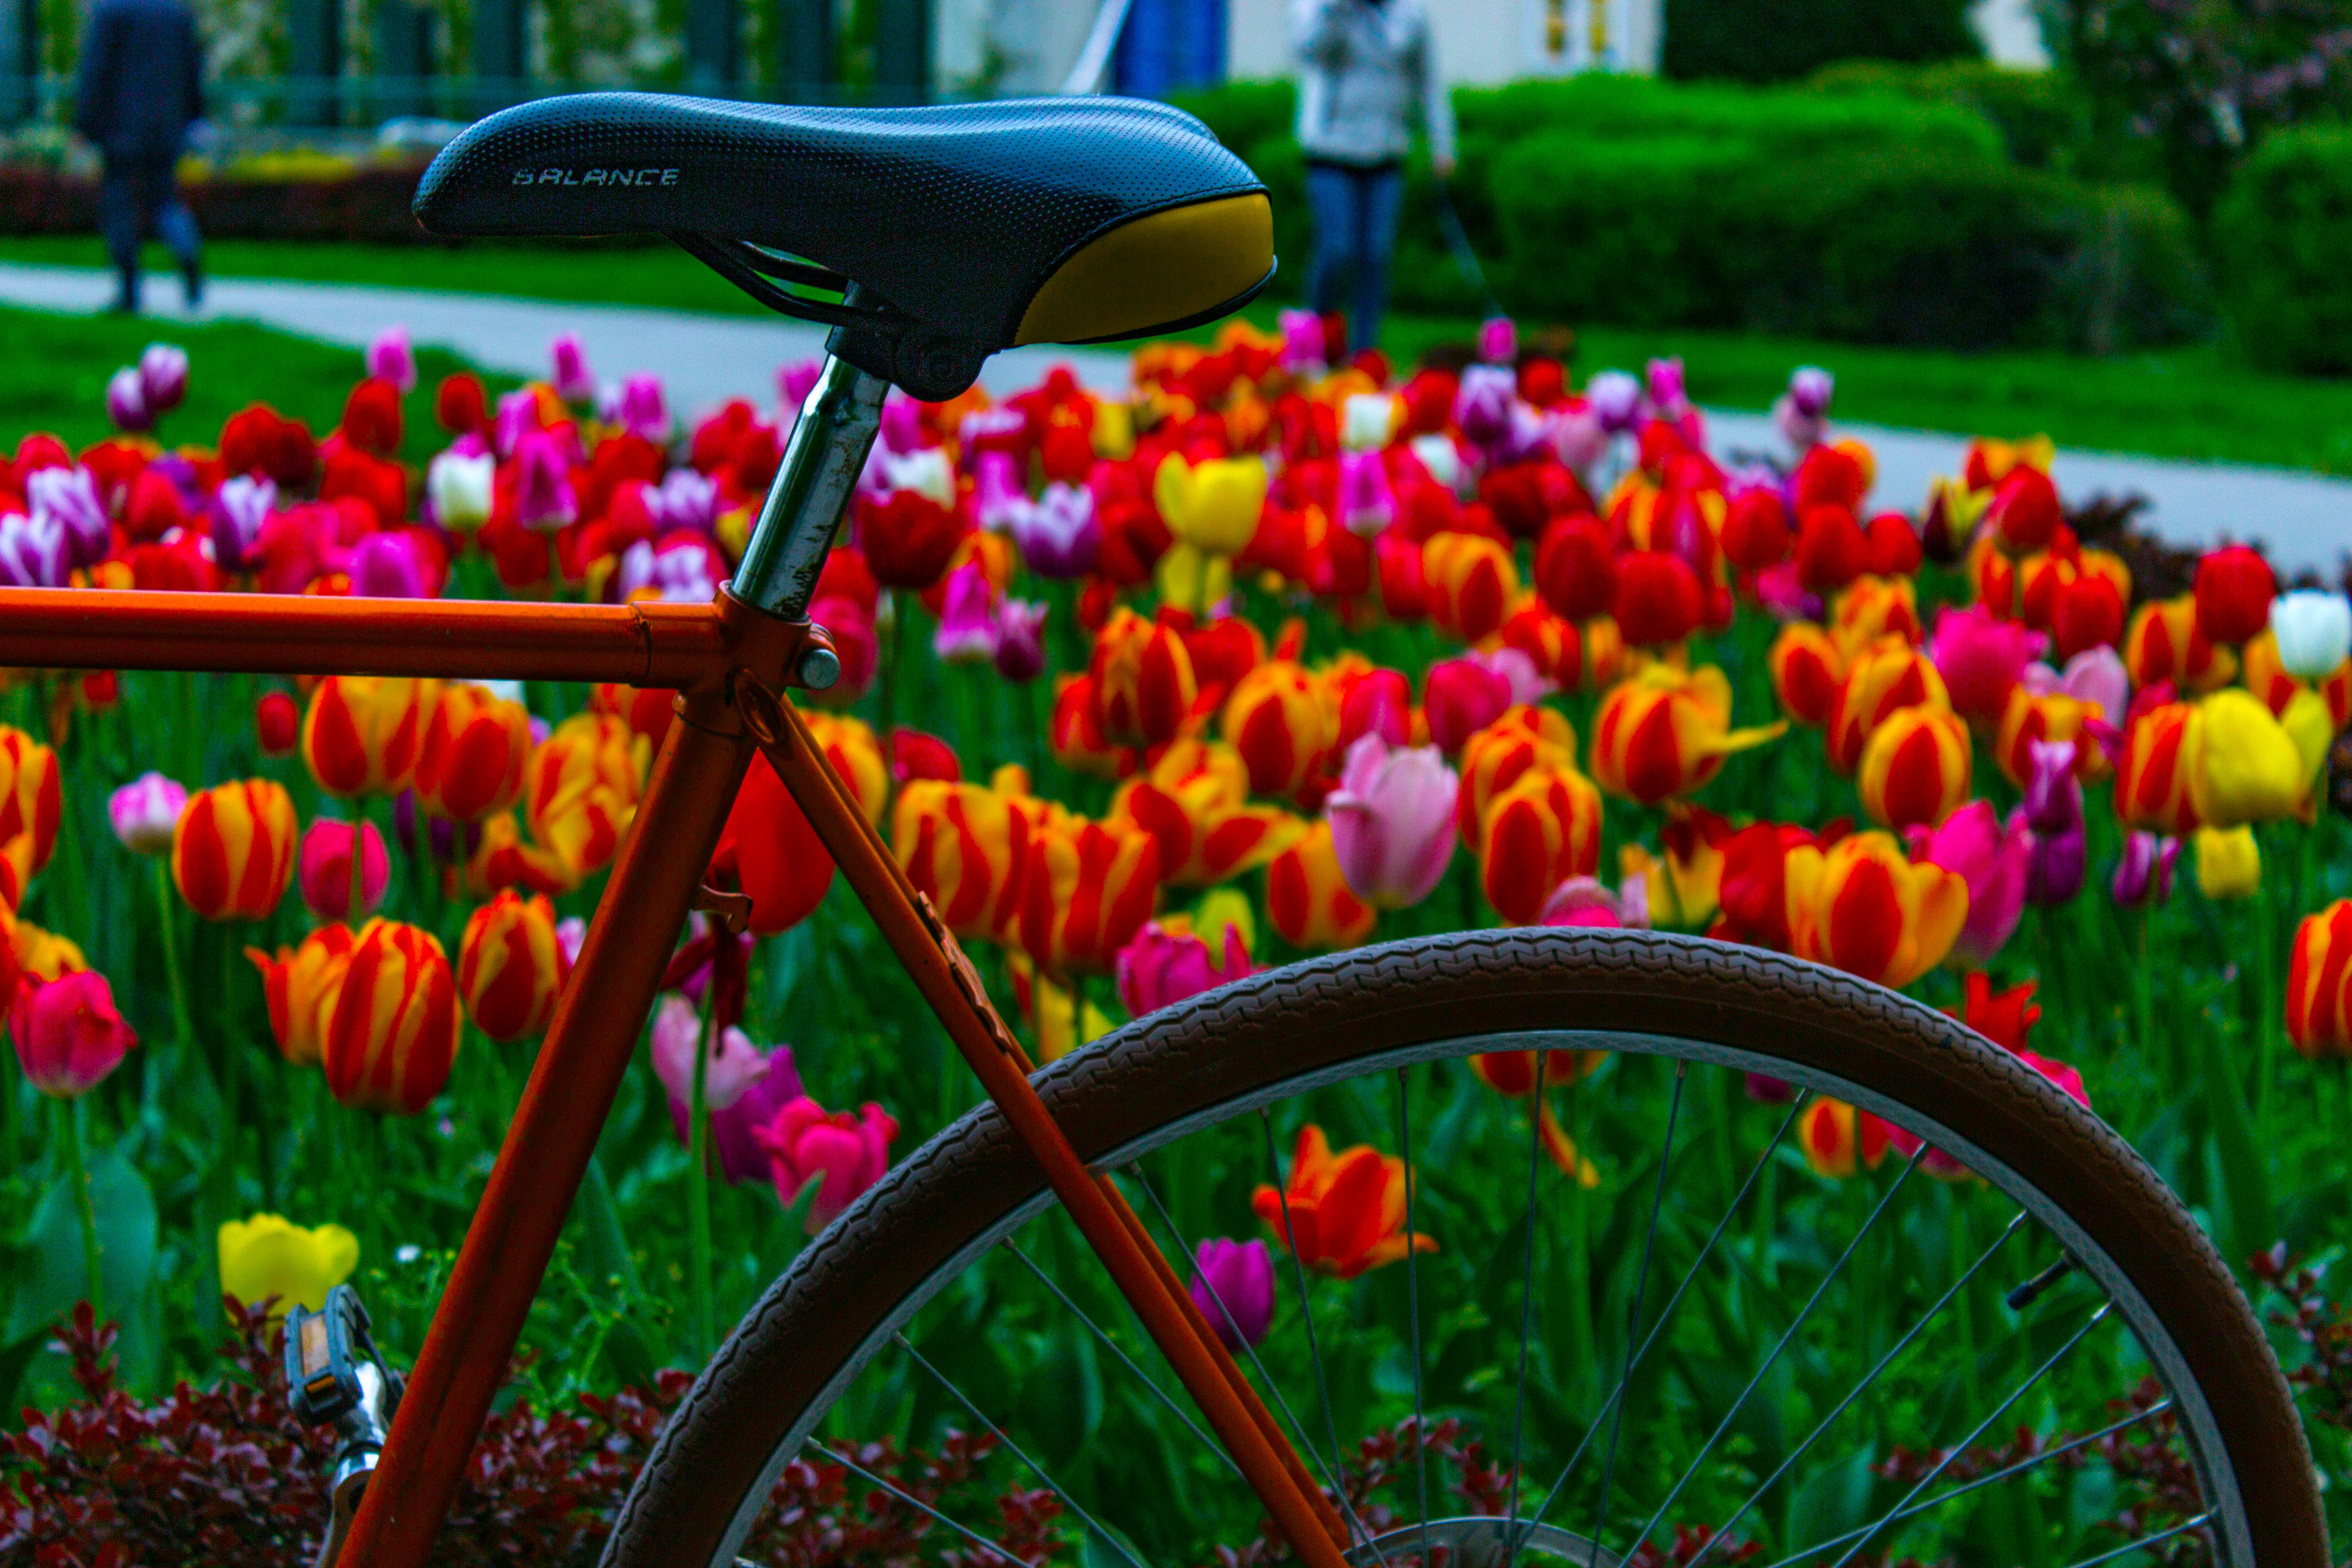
[1452,364,1517,448]
[2023,645,2131,731]
[1788,365,1834,419]
[993,598,1048,682]
[1327,734,1459,911]
[28,466,109,568]
[364,328,415,394]
[1337,449,1394,539]
[1188,1238,1274,1352]
[878,393,924,456]
[391,789,482,865]
[1586,370,1643,435]
[2023,739,2086,906]
[108,771,186,855]
[2112,830,2180,907]
[1013,481,1099,579]
[651,993,807,1185]
[492,388,539,459]
[349,530,428,598]
[1476,316,1518,367]
[513,429,577,530]
[616,536,720,603]
[777,358,823,416]
[550,333,593,402]
[137,341,190,412]
[207,474,276,572]
[615,373,669,443]
[1906,799,2030,968]
[956,406,1027,473]
[1646,357,1688,416]
[1773,395,1824,452]
[0,509,69,588]
[933,561,1000,664]
[973,451,1029,533]
[104,367,150,433]
[1116,921,1255,1016]
[1279,308,1326,374]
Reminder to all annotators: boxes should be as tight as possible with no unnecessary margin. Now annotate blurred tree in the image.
[1662,0,1980,83]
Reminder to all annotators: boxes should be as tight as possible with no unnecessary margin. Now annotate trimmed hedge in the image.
[2215,127,2352,374]
[1659,0,1978,83]
[0,164,440,244]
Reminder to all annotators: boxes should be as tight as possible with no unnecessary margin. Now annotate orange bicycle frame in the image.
[0,356,1351,1568]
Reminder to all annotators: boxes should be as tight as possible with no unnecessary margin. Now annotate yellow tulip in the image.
[218,1213,359,1320]
[1153,452,1267,614]
[2191,688,2308,826]
[2194,825,2262,901]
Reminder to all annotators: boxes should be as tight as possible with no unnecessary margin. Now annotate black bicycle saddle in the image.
[412,92,1275,399]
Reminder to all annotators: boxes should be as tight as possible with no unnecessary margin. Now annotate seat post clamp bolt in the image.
[798,645,842,691]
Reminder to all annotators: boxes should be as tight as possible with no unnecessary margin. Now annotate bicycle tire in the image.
[602,929,2324,1568]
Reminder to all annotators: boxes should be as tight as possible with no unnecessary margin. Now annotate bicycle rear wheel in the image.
[603,930,2323,1568]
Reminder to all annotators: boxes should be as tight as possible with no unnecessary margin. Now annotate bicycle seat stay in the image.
[412,93,1275,399]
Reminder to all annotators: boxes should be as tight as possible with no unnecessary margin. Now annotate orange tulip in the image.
[1018,813,1161,975]
[301,676,438,798]
[2113,700,2204,836]
[465,811,576,898]
[0,726,60,872]
[172,779,299,921]
[1112,740,1305,888]
[1092,607,1197,748]
[1423,531,1519,646]
[322,919,461,1114]
[2244,629,2352,731]
[411,682,531,823]
[1578,617,1629,693]
[1769,622,1847,729]
[1622,802,1734,930]
[1590,664,1784,805]
[1858,706,1972,831]
[247,924,358,1067]
[1479,765,1603,924]
[1824,641,1948,773]
[1455,705,1578,843]
[589,681,675,753]
[522,712,642,882]
[1993,686,2108,788]
[2288,899,2352,1060]
[805,711,889,825]
[893,779,1031,941]
[1250,1124,1436,1279]
[1828,575,1920,656]
[1784,831,1969,988]
[1497,598,1582,690]
[1049,673,1135,779]
[1221,661,1335,798]
[1799,1098,1891,1178]
[457,890,568,1043]
[2124,594,2235,694]
[1265,820,1377,951]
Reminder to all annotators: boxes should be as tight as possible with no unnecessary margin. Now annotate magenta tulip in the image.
[753,1094,900,1233]
[2112,830,2180,907]
[365,327,416,394]
[650,993,804,1184]
[1327,734,1459,911]
[109,771,187,856]
[1930,603,2048,726]
[1906,798,2030,969]
[298,818,390,922]
[1339,667,1412,751]
[1189,1237,1275,1352]
[1116,921,1256,1017]
[933,561,1000,664]
[10,971,137,1098]
[1421,657,1512,754]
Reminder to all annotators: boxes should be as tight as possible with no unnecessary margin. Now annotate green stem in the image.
[151,859,196,1052]
[50,764,90,946]
[58,1096,103,1323]
[687,985,716,1358]
[2255,887,2282,1143]
[2132,906,2159,1091]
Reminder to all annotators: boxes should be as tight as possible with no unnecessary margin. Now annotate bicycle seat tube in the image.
[734,353,892,623]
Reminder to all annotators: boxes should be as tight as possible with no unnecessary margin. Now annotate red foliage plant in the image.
[0,1301,1063,1568]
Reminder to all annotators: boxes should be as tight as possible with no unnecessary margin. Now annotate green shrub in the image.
[1660,0,1979,83]
[1166,78,1296,159]
[1806,60,2087,167]
[1454,73,2004,165]
[2215,127,2352,373]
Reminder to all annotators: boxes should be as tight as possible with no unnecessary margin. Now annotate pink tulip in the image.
[138,343,189,413]
[1477,316,1518,366]
[1337,450,1394,538]
[105,368,151,433]
[2023,645,2131,729]
[1539,876,1648,929]
[10,971,137,1098]
[615,373,669,442]
[550,333,593,402]
[650,992,804,1183]
[752,1094,899,1232]
[993,598,1048,683]
[1327,735,1459,910]
[512,429,578,531]
[1422,657,1511,753]
[1929,604,2047,725]
[1116,921,1256,1017]
[1465,646,1555,707]
[1905,799,2029,969]
[298,818,390,922]
[109,771,186,856]
[365,327,416,394]
[932,561,1000,664]
[1278,308,1326,373]
[1338,667,1412,750]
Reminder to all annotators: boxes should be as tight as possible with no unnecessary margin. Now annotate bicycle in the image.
[0,90,2325,1568]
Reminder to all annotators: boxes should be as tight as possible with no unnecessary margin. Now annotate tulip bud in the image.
[2194,545,2276,646]
[108,771,186,856]
[1265,820,1376,950]
[1092,608,1198,749]
[2110,830,2179,908]
[1421,656,1512,755]
[1858,706,1972,832]
[365,325,416,393]
[1825,642,1948,773]
[105,366,150,433]
[1423,531,1519,646]
[322,919,461,1114]
[1593,664,1786,804]
[302,676,437,799]
[1338,667,1412,752]
[2193,824,2260,901]
[1327,735,1459,911]
[138,342,189,412]
[1479,764,1603,924]
[1534,513,1616,624]
[256,690,300,757]
[1456,705,1578,844]
[173,779,299,922]
[1800,1098,1892,1179]
[247,924,358,1066]
[2271,591,2352,681]
[458,890,568,1042]
[298,818,390,922]
[1189,1237,1275,1351]
[9,970,135,1097]
[1768,623,1847,728]
[1019,814,1161,975]
[218,1214,359,1320]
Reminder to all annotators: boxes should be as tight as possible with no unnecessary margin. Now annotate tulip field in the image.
[6,306,2352,1565]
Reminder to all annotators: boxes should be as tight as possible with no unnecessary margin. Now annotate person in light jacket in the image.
[1291,0,1455,358]
[74,0,206,314]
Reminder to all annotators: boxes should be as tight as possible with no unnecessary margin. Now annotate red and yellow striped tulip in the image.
[457,890,568,1043]
[172,779,299,921]
[1265,819,1377,951]
[1221,660,1335,798]
[464,811,575,899]
[1497,597,1582,690]
[1591,664,1784,805]
[1422,531,1519,646]
[1091,607,1197,748]
[2244,628,2352,732]
[1455,705,1578,843]
[1478,764,1604,924]
[2288,899,2352,1060]
[522,711,643,882]
[322,919,460,1114]
[1824,640,1948,773]
[411,682,531,823]
[1049,673,1135,779]
[1799,1098,1891,1178]
[1828,575,1921,657]
[2114,701,2204,836]
[0,726,60,872]
[1858,706,1972,831]
[1624,803,1733,931]
[13,917,82,984]
[1113,740,1306,887]
[2124,594,2236,694]
[1018,813,1161,975]
[301,676,438,798]
[1784,830,1969,988]
[806,710,890,825]
[892,779,1032,941]
[247,924,357,1067]
[1994,688,2109,788]
[1769,622,1847,729]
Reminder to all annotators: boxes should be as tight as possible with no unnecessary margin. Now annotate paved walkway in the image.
[8,261,2352,573]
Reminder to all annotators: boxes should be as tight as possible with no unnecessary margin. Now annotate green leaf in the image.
[1783,1447,1877,1558]
[2194,1021,2275,1266]
[7,1147,160,1388]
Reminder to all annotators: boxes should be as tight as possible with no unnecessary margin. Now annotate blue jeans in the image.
[99,154,201,307]
[1305,162,1404,358]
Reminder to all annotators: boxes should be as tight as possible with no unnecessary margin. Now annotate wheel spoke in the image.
[1000,1237,1242,1480]
[2057,1512,2214,1566]
[1681,1210,2030,1568]
[896,1332,1151,1568]
[1626,1144,1931,1558]
[816,1437,1030,1566]
[1867,1398,2174,1539]
[1396,1066,1432,1568]
[1499,1058,1550,1548]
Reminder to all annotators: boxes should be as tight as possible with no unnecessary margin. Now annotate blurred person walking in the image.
[74,0,206,314]
[1291,0,1455,358]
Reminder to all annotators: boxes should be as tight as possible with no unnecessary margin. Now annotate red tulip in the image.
[1986,466,2061,554]
[340,377,403,457]
[1720,485,1790,574]
[256,691,300,757]
[2052,572,2126,659]
[1612,551,1703,647]
[713,752,836,935]
[1793,504,1867,592]
[1534,513,1617,622]
[435,373,489,434]
[858,488,967,589]
[2193,545,2276,646]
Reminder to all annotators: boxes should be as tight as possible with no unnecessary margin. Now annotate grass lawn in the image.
[11,233,2352,473]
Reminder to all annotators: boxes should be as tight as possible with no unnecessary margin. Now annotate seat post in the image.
[731,353,892,622]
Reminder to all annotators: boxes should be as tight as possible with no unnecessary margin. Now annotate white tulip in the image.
[426,450,496,529]
[882,445,957,509]
[2270,590,2352,680]
[1409,433,1462,495]
[1341,393,1396,453]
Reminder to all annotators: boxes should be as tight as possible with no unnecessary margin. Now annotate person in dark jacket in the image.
[74,0,206,313]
